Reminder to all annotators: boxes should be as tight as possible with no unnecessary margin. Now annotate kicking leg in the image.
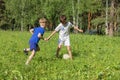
[25,49,35,65]
[66,46,72,60]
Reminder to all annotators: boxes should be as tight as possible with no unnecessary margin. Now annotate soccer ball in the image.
[63,54,70,59]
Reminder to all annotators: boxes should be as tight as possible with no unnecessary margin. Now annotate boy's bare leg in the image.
[67,46,72,60]
[56,45,62,57]
[25,50,35,65]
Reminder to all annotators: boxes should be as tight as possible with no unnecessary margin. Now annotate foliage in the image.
[0,0,120,35]
[91,17,106,27]
[0,31,120,79]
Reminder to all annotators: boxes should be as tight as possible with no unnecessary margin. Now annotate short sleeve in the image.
[55,23,62,31]
[38,28,45,36]
[41,29,45,36]
[68,22,74,28]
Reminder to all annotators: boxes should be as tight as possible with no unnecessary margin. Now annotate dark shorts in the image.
[29,42,39,51]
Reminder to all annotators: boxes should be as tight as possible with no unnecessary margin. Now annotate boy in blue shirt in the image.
[24,18,47,65]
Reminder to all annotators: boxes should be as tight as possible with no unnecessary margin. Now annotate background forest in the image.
[1,0,120,79]
[0,0,120,36]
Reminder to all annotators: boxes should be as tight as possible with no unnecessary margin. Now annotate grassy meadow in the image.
[0,30,120,80]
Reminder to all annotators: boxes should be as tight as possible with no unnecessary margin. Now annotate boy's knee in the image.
[67,46,71,51]
[58,45,62,48]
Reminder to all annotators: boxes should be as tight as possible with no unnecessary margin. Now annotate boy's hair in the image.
[39,18,47,23]
[59,15,66,23]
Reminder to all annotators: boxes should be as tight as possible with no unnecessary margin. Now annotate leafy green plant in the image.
[0,31,120,80]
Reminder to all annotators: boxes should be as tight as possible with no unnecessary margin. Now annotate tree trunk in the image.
[72,0,75,25]
[108,0,115,36]
[105,0,109,35]
[88,12,92,31]
[72,0,77,33]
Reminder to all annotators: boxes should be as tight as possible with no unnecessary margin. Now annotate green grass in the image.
[0,30,120,80]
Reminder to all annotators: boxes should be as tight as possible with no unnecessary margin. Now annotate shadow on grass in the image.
[37,56,61,62]
[72,51,80,57]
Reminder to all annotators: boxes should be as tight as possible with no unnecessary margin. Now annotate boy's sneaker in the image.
[23,49,28,55]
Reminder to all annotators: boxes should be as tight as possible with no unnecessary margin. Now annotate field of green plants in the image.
[0,30,120,80]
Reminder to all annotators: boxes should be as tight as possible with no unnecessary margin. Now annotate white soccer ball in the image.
[63,54,70,59]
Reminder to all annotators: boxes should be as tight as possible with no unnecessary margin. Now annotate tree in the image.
[2,0,120,34]
[0,0,5,28]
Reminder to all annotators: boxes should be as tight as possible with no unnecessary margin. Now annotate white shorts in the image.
[58,38,70,46]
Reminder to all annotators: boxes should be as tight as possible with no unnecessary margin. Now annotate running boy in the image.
[24,18,47,65]
[46,15,83,59]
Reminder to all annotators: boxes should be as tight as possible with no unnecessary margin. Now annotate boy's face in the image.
[39,20,47,28]
[61,20,66,25]
[60,18,67,25]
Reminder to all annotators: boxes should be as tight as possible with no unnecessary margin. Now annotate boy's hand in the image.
[74,26,83,33]
[79,29,83,33]
[44,38,49,41]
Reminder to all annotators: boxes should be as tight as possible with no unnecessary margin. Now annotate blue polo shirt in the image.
[29,27,45,44]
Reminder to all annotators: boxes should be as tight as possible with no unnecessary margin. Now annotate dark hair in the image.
[59,15,66,23]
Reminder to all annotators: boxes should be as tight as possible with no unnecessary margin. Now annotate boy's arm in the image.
[47,30,57,40]
[38,33,45,40]
[74,26,83,33]
[30,28,34,34]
